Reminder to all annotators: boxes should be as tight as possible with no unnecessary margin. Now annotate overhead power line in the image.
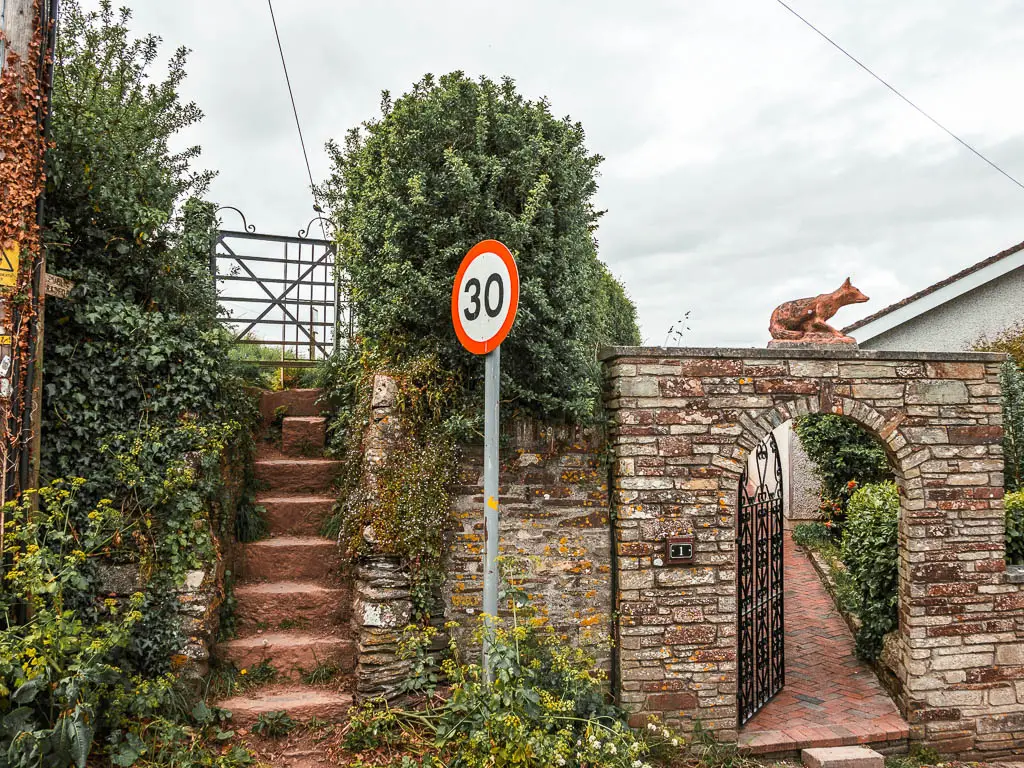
[266,0,328,238]
[773,0,1024,194]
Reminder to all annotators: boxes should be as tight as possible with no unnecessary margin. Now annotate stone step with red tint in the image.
[218,632,355,678]
[255,459,341,494]
[802,747,884,768]
[242,536,339,582]
[259,389,323,423]
[259,495,334,536]
[218,686,352,726]
[233,581,350,634]
[281,416,327,457]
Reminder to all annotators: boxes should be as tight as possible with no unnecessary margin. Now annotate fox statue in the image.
[769,277,869,344]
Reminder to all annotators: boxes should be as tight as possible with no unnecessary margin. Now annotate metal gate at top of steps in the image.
[210,209,354,368]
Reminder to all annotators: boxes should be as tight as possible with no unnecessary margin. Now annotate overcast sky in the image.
[96,1,1024,346]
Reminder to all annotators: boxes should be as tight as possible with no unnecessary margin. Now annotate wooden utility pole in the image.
[1,1,36,62]
[0,0,58,509]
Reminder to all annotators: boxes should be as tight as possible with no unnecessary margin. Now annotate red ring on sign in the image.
[451,240,519,355]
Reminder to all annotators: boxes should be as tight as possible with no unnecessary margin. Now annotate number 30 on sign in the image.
[451,240,519,355]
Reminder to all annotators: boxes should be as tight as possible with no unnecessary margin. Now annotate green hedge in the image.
[0,5,259,765]
[1001,362,1024,493]
[1006,491,1024,565]
[841,481,900,660]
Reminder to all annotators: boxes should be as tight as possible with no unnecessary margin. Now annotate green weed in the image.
[252,711,297,738]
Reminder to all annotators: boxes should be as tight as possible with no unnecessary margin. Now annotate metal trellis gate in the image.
[210,211,353,366]
[736,431,785,726]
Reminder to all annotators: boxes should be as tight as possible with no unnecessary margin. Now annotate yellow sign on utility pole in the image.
[0,242,19,287]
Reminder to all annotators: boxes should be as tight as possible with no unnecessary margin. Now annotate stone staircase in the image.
[217,389,354,725]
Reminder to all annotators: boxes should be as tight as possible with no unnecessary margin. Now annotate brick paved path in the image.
[739,536,909,755]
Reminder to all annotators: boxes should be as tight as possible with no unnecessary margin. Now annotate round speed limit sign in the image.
[451,240,519,355]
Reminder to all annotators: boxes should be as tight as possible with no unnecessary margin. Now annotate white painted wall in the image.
[744,420,819,526]
[859,266,1024,352]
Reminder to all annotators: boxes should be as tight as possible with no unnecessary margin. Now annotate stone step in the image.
[218,632,355,678]
[281,416,327,457]
[260,388,323,422]
[255,459,342,494]
[258,494,334,536]
[802,747,884,768]
[218,685,352,726]
[739,721,908,757]
[234,581,350,634]
[242,536,339,582]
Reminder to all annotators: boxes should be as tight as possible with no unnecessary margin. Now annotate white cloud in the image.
[89,0,1024,346]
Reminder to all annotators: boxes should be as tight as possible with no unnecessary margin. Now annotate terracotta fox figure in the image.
[769,277,868,344]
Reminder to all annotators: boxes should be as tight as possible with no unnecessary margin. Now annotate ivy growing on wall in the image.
[41,1,260,525]
[1,3,259,765]
[320,349,463,620]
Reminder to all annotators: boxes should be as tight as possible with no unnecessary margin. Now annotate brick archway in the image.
[729,392,921,528]
[602,347,1021,758]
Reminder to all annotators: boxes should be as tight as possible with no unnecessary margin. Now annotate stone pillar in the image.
[353,553,413,702]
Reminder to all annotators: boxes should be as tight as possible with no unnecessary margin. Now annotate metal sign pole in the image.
[451,239,518,686]
[482,345,500,682]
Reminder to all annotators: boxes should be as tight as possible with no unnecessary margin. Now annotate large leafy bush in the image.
[795,413,892,533]
[0,3,258,765]
[841,481,900,660]
[42,1,244,499]
[319,73,640,621]
[795,414,891,500]
[323,72,639,421]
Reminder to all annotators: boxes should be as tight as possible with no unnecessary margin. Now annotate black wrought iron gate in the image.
[737,431,785,726]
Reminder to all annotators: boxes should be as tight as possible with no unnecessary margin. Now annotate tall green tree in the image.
[42,0,238,488]
[323,72,639,420]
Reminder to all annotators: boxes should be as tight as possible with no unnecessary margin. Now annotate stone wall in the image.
[351,374,414,701]
[348,383,615,689]
[97,561,224,681]
[443,419,613,671]
[601,346,1024,758]
[352,555,413,701]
